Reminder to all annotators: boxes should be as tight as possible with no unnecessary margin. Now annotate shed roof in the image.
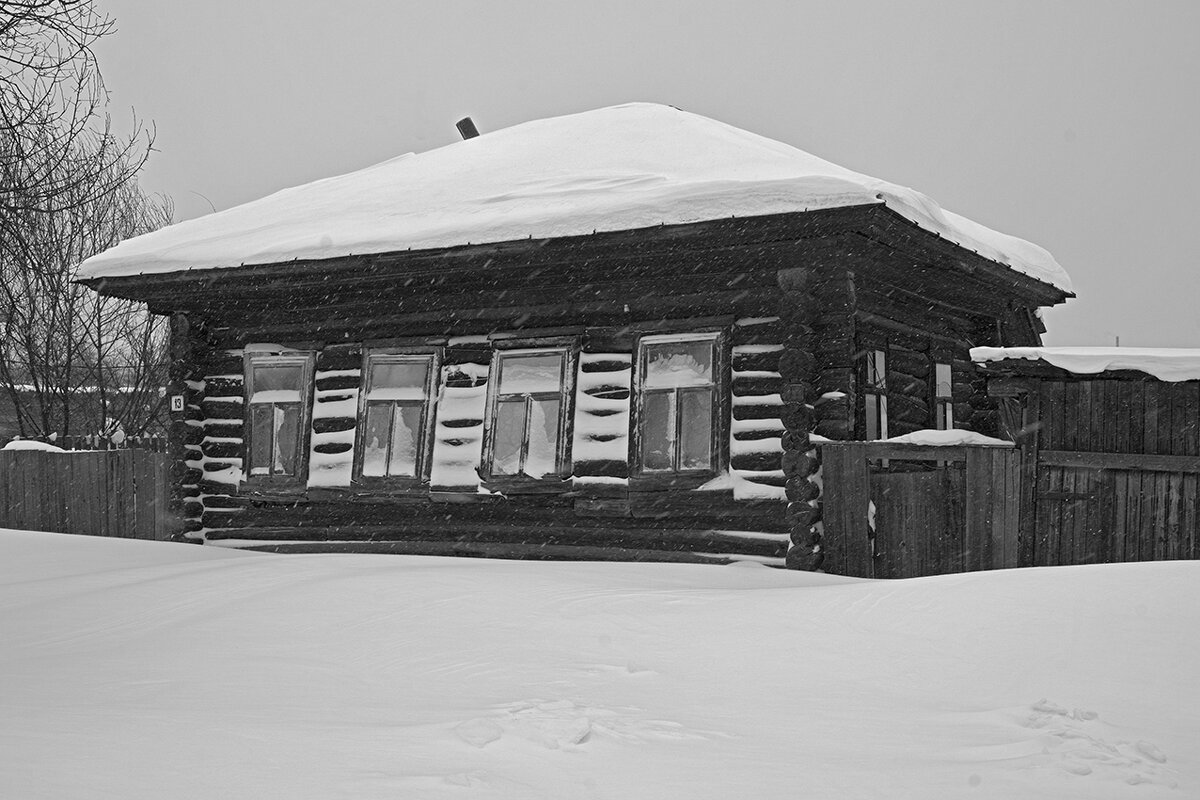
[77,103,1071,292]
[972,346,1200,382]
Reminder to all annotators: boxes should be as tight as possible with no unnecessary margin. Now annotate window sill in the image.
[306,485,433,503]
[481,476,573,495]
[628,472,719,493]
[243,484,309,504]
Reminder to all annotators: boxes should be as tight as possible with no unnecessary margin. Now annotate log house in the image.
[78,104,1072,567]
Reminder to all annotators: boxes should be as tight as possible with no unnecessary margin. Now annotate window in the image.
[636,333,720,474]
[933,362,953,430]
[355,351,438,482]
[486,348,572,480]
[245,353,314,483]
[863,348,888,440]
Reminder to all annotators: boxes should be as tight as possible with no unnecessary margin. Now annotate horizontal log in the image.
[316,345,363,371]
[315,375,360,391]
[731,452,783,472]
[732,376,784,397]
[734,427,786,441]
[440,417,482,428]
[583,386,630,400]
[732,403,785,421]
[202,518,788,553]
[201,400,242,419]
[195,354,243,375]
[224,539,785,566]
[580,359,631,373]
[313,417,355,434]
[201,509,249,529]
[818,442,1011,461]
[732,350,782,373]
[730,325,788,347]
[204,376,243,394]
[1038,450,1200,474]
[201,441,242,459]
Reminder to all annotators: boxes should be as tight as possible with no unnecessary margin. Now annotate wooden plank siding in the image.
[0,450,172,539]
[981,369,1200,568]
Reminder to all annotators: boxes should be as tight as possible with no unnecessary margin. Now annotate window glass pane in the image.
[499,353,563,394]
[524,397,560,478]
[936,401,954,431]
[249,404,273,475]
[865,394,881,441]
[252,362,304,401]
[679,388,713,470]
[274,405,299,475]
[361,403,392,477]
[641,391,675,471]
[492,398,526,476]
[644,341,713,389]
[934,363,952,398]
[368,359,429,401]
[867,350,887,389]
[388,405,422,477]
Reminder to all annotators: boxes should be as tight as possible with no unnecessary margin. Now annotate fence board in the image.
[0,449,170,540]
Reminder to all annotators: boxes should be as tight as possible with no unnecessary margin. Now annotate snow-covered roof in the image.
[972,346,1200,382]
[78,103,1071,292]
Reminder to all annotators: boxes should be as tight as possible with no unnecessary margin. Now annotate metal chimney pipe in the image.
[456,117,480,140]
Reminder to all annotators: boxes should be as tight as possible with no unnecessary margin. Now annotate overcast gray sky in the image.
[95,0,1199,347]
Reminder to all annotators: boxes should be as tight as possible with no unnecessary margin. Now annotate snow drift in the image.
[77,103,1070,292]
[1,528,1194,798]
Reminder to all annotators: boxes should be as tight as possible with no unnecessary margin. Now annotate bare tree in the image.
[1,1,151,225]
[0,1,171,442]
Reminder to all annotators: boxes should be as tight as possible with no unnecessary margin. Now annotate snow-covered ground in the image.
[1,529,1195,799]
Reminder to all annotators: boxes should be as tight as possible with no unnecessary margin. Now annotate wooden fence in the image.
[992,376,1200,568]
[819,442,1022,578]
[1034,452,1199,566]
[820,436,1200,578]
[0,449,172,540]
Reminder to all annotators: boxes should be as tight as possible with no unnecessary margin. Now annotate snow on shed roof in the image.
[78,103,1071,291]
[972,346,1200,382]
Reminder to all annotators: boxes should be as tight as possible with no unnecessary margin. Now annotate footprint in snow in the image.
[453,699,713,751]
[959,699,1178,789]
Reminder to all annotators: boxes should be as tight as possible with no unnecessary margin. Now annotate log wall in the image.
[165,238,808,565]
[142,210,1058,569]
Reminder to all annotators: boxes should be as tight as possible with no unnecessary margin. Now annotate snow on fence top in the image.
[972,346,1200,382]
[77,103,1071,291]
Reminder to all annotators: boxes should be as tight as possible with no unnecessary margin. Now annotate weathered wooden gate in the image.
[1033,454,1199,565]
[819,442,1022,578]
